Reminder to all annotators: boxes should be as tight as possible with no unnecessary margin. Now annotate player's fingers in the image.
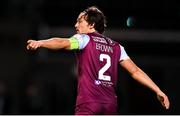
[27,42,32,50]
[164,96,170,109]
[27,43,35,50]
[34,44,39,50]
[158,94,170,110]
[31,43,37,50]
[27,40,34,44]
[27,45,30,50]
[27,40,41,50]
[32,42,41,50]
[27,45,33,50]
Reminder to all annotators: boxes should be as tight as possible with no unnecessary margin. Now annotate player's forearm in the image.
[131,68,161,94]
[40,37,70,50]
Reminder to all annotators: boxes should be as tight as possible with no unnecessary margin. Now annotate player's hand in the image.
[27,40,43,50]
[156,91,170,109]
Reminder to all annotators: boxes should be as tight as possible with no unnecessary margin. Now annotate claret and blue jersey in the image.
[70,32,129,106]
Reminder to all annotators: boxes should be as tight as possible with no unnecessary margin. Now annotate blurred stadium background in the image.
[0,0,179,114]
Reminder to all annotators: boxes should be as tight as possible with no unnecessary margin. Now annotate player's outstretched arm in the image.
[120,59,170,109]
[27,37,71,50]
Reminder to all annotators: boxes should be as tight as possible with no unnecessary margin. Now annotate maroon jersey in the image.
[76,32,121,106]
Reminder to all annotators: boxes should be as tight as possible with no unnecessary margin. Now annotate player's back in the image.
[76,32,121,105]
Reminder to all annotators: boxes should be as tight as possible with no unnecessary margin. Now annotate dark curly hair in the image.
[83,6,107,34]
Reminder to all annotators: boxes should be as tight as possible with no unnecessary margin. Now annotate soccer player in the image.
[26,6,170,115]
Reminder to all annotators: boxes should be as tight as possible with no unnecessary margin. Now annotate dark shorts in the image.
[75,102,118,115]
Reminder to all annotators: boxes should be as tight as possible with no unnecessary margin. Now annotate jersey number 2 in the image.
[98,54,111,81]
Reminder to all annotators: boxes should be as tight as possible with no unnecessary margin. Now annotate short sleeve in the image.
[71,34,90,50]
[119,45,130,61]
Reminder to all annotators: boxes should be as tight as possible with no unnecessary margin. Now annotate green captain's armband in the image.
[69,37,79,50]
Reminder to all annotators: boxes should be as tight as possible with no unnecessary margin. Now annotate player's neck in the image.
[88,28,96,33]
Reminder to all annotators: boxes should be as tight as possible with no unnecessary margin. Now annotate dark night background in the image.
[0,0,179,114]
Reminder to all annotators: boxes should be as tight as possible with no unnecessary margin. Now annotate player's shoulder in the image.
[73,33,90,39]
[102,36,120,47]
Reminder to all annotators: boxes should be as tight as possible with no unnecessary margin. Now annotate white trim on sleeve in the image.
[119,45,130,61]
[73,34,90,50]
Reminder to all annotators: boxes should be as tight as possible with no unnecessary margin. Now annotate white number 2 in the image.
[98,54,111,81]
